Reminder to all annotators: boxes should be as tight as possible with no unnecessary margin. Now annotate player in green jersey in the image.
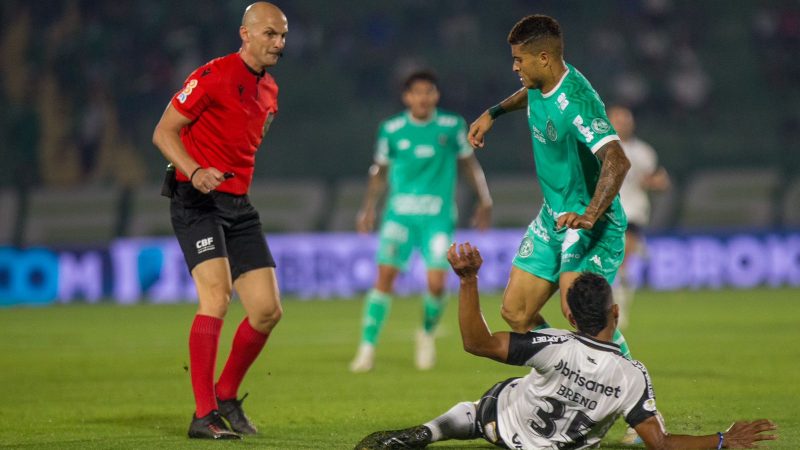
[468,15,634,357]
[350,70,493,373]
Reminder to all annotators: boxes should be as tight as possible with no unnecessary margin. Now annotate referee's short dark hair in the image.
[402,70,438,92]
[566,272,612,336]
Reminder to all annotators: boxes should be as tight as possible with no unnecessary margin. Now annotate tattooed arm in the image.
[556,140,630,230]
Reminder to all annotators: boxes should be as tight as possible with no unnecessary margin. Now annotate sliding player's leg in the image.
[354,378,520,449]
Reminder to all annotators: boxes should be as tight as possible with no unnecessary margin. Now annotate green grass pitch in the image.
[1,288,798,449]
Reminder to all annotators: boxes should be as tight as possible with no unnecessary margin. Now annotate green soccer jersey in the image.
[526,63,626,229]
[375,109,473,220]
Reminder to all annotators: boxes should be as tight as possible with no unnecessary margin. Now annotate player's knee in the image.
[501,305,528,333]
[374,279,394,293]
[196,279,233,317]
[561,303,571,320]
[198,301,230,319]
[375,271,398,292]
[200,277,233,299]
[267,303,283,325]
[251,302,283,332]
[428,282,446,298]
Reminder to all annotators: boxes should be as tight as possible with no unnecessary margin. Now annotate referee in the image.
[152,2,287,440]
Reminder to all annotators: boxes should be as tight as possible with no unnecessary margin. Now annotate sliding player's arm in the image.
[448,242,511,362]
[468,88,528,148]
[635,416,777,450]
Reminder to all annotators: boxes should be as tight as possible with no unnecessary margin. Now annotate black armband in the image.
[488,104,506,120]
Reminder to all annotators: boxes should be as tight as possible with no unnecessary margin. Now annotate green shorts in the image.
[512,207,625,284]
[376,212,454,271]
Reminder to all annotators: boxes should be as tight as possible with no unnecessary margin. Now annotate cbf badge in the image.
[545,119,558,141]
[518,236,534,257]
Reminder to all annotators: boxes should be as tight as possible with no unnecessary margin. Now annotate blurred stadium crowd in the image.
[1,0,799,246]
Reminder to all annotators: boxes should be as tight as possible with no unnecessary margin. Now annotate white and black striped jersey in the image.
[497,328,657,449]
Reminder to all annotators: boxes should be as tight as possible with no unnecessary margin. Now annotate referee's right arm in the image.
[153,103,200,180]
[153,104,226,194]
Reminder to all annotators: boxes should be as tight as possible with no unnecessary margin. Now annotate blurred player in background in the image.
[468,15,634,356]
[355,243,778,450]
[350,70,493,373]
[608,105,671,330]
[152,2,286,440]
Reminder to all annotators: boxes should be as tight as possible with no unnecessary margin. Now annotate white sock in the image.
[423,401,478,442]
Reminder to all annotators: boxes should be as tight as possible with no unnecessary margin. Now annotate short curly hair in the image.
[566,272,612,336]
[507,14,562,54]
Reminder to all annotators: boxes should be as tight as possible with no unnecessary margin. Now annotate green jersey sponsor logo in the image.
[532,125,546,144]
[557,92,569,111]
[571,115,594,143]
[392,194,443,216]
[414,145,435,158]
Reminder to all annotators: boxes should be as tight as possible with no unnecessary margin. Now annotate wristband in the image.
[716,431,724,449]
[189,167,202,182]
[488,104,506,120]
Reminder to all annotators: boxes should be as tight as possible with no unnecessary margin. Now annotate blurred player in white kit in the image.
[607,106,670,330]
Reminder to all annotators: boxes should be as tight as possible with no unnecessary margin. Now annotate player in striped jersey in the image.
[355,244,777,450]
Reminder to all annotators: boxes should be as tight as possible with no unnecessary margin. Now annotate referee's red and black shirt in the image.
[171,52,278,195]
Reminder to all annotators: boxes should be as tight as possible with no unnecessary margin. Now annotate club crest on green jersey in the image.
[591,118,610,134]
[545,119,558,141]
[518,236,534,257]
